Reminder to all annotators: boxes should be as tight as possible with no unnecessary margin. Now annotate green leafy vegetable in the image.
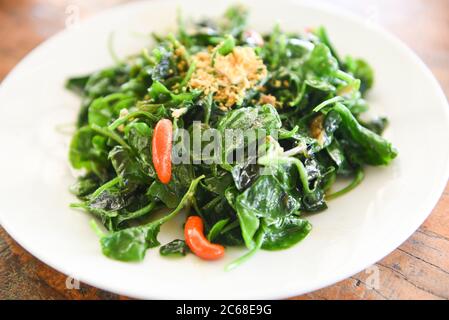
[262,216,312,250]
[67,6,397,269]
[207,218,230,241]
[160,239,188,257]
[100,175,204,261]
[333,103,397,165]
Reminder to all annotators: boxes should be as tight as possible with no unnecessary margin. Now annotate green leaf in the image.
[109,146,151,186]
[69,126,109,177]
[147,181,179,208]
[235,175,301,248]
[262,216,312,250]
[326,139,352,175]
[148,80,200,105]
[305,43,338,79]
[100,175,205,261]
[69,174,100,198]
[333,103,398,165]
[313,26,342,65]
[207,218,230,242]
[217,35,236,55]
[159,239,188,257]
[257,140,327,212]
[148,80,171,101]
[125,122,152,151]
[88,94,136,127]
[344,56,374,94]
[218,104,281,134]
[237,175,301,223]
[101,223,160,261]
[218,104,282,168]
[88,97,114,127]
[125,122,156,178]
[66,75,89,96]
[147,164,194,208]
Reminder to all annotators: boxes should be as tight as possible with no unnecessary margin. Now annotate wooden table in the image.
[1,0,448,300]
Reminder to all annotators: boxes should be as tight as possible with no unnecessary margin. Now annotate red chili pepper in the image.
[152,119,173,184]
[184,216,225,260]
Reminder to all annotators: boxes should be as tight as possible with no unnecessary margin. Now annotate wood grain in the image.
[0,0,448,300]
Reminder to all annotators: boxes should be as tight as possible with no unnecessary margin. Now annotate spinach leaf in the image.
[109,146,151,186]
[235,175,301,248]
[101,223,160,261]
[69,126,110,178]
[147,181,179,208]
[66,75,89,96]
[100,175,204,261]
[125,121,156,178]
[326,139,352,175]
[207,218,230,242]
[217,35,236,56]
[333,103,397,165]
[148,80,200,106]
[231,153,259,191]
[359,116,388,135]
[114,200,157,227]
[201,172,234,196]
[217,104,281,168]
[147,164,194,208]
[160,239,188,257]
[258,139,327,212]
[88,93,136,127]
[70,177,125,230]
[217,104,281,134]
[305,43,338,80]
[67,6,398,269]
[313,26,342,65]
[344,56,374,94]
[69,173,100,198]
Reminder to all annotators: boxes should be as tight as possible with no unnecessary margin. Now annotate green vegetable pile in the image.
[68,6,397,269]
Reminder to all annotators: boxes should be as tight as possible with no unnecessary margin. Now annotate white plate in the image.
[0,0,448,300]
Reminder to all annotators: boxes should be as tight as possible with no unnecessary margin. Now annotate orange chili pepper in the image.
[184,216,225,260]
[152,119,173,184]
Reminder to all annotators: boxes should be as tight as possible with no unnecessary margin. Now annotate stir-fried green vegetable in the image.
[67,6,397,268]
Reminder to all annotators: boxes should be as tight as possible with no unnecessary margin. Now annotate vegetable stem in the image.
[313,96,343,112]
[89,177,121,199]
[225,229,264,271]
[159,175,205,225]
[90,219,106,238]
[117,201,157,224]
[90,124,131,150]
[108,111,158,130]
[258,155,312,193]
[203,93,213,125]
[220,219,240,234]
[326,168,364,200]
[179,61,196,89]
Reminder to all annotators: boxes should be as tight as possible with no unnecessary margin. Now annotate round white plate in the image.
[0,0,448,300]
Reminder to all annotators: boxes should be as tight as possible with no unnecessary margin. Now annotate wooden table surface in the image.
[0,0,448,300]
